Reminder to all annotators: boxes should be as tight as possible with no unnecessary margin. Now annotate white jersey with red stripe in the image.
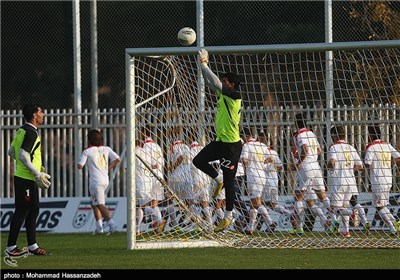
[168,140,193,199]
[142,137,164,179]
[78,145,120,187]
[264,147,282,188]
[135,146,153,206]
[364,139,400,189]
[293,128,320,164]
[293,128,324,191]
[328,140,362,193]
[241,138,269,187]
[190,141,211,188]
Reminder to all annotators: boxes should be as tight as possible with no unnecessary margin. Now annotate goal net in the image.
[126,41,400,249]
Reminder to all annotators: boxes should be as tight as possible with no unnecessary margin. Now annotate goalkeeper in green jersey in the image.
[193,49,243,232]
[5,104,50,256]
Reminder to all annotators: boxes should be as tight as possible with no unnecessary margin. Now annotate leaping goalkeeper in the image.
[193,49,243,232]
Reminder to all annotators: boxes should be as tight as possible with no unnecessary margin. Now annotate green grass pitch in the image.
[1,232,399,270]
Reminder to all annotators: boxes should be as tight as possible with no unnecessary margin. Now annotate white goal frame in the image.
[125,40,400,250]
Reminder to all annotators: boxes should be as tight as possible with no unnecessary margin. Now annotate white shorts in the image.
[301,189,318,201]
[330,184,352,207]
[136,177,152,207]
[151,176,165,201]
[264,187,279,204]
[89,183,108,205]
[246,175,267,200]
[296,165,325,192]
[372,187,390,208]
[192,182,212,203]
[169,178,194,200]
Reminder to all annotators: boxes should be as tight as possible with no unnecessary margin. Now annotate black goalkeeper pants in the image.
[7,176,40,247]
[193,140,242,212]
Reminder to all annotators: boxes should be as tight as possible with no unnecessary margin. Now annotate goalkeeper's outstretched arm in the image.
[198,49,222,93]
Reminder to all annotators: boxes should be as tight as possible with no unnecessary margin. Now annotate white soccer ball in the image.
[177,27,196,46]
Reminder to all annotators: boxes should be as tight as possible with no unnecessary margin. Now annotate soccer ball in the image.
[177,27,196,46]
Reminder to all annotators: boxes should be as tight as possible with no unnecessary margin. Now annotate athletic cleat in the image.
[340,232,351,238]
[324,221,332,232]
[265,222,277,233]
[330,221,340,235]
[153,219,167,234]
[214,218,231,232]
[363,222,371,231]
[93,228,104,235]
[212,182,224,199]
[290,214,298,229]
[394,220,400,232]
[234,218,246,231]
[193,227,203,234]
[106,225,118,235]
[135,231,142,237]
[5,247,28,257]
[171,226,183,234]
[244,229,254,235]
[288,228,304,235]
[28,247,49,256]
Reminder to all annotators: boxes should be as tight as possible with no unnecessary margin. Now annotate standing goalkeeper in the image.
[193,49,243,232]
[5,104,51,256]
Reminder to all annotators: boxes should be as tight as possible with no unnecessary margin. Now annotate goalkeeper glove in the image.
[35,172,51,190]
[199,49,208,64]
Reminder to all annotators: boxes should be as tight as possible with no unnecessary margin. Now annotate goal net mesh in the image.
[129,44,400,249]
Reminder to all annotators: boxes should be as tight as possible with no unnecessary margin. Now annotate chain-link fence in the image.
[2,1,400,111]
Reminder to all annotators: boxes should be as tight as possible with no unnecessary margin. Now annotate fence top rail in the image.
[126,40,400,56]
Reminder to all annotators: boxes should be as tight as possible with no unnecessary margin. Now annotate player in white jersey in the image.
[259,132,292,231]
[78,129,121,234]
[292,113,333,232]
[166,140,195,231]
[135,144,158,236]
[364,125,400,235]
[190,141,213,229]
[327,126,366,237]
[142,135,166,233]
[287,146,318,234]
[240,129,275,234]
[233,145,250,231]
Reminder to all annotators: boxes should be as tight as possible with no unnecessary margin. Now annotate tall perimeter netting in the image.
[126,41,400,249]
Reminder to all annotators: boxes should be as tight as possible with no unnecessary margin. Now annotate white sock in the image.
[167,205,178,227]
[96,219,103,229]
[6,245,17,251]
[216,208,224,220]
[273,204,291,216]
[334,207,352,216]
[322,198,335,221]
[28,243,39,251]
[248,208,258,231]
[224,210,233,221]
[342,215,350,233]
[295,200,305,228]
[152,206,162,224]
[107,219,115,227]
[258,205,273,225]
[214,174,223,184]
[378,207,396,232]
[202,206,212,224]
[311,204,327,223]
[354,204,368,225]
[136,208,144,232]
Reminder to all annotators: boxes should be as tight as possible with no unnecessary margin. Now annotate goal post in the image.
[126,40,400,250]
